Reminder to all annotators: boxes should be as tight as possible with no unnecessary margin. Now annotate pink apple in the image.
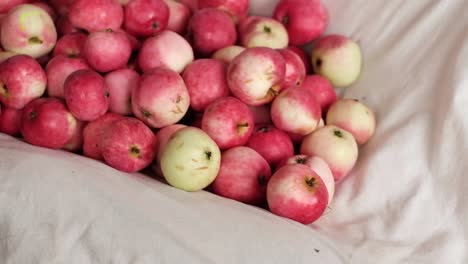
[0,106,22,136]
[132,67,190,128]
[212,45,245,63]
[182,59,230,112]
[56,16,79,36]
[287,46,311,74]
[227,47,286,106]
[271,87,321,136]
[104,69,139,116]
[187,8,237,55]
[31,1,57,21]
[52,32,87,58]
[300,75,337,112]
[300,125,358,182]
[248,105,271,125]
[267,164,328,224]
[138,30,194,73]
[202,96,254,149]
[69,0,123,32]
[178,0,197,11]
[101,117,157,173]
[0,50,17,63]
[246,125,294,168]
[83,29,132,73]
[63,69,110,121]
[278,48,306,89]
[326,99,376,145]
[239,16,289,49]
[119,29,141,51]
[164,0,191,34]
[21,97,77,149]
[0,0,31,13]
[83,112,123,160]
[155,124,186,164]
[212,146,272,205]
[124,0,169,37]
[45,55,90,98]
[63,119,85,152]
[0,54,46,109]
[198,0,249,23]
[1,4,57,58]
[273,0,328,45]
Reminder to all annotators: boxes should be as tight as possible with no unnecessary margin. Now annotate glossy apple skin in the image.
[52,32,87,58]
[278,48,306,89]
[299,75,337,113]
[164,0,191,34]
[69,0,124,32]
[45,55,90,98]
[82,112,124,160]
[0,106,22,136]
[198,0,249,23]
[105,69,139,116]
[124,0,169,37]
[239,16,289,49]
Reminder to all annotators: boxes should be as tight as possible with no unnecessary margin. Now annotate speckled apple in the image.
[0,106,22,136]
[164,0,191,34]
[104,69,139,116]
[69,0,123,32]
[45,55,90,98]
[124,0,169,37]
[239,16,288,49]
[52,32,87,58]
[83,112,123,160]
[198,0,249,23]
[212,45,245,64]
[278,48,306,89]
[300,75,337,112]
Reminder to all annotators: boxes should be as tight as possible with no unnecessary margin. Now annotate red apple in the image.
[212,146,272,205]
[239,16,289,49]
[202,96,254,149]
[287,46,311,74]
[182,59,230,112]
[63,119,85,152]
[155,124,186,164]
[104,68,139,116]
[124,0,169,37]
[198,0,248,23]
[0,54,46,109]
[267,164,328,224]
[52,32,87,58]
[212,45,245,63]
[164,0,191,34]
[278,48,306,89]
[100,117,157,173]
[56,16,79,36]
[248,105,271,125]
[83,112,123,160]
[45,55,90,98]
[69,0,123,32]
[0,0,31,13]
[63,69,110,121]
[0,106,22,136]
[21,97,77,149]
[300,75,337,112]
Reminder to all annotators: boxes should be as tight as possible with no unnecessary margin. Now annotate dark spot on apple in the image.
[104,91,110,98]
[130,146,140,154]
[141,109,151,118]
[305,177,317,187]
[205,150,212,160]
[105,28,113,32]
[315,58,322,68]
[28,36,43,45]
[28,111,37,120]
[263,25,272,34]
[175,95,182,103]
[296,80,301,86]
[67,53,78,58]
[152,22,159,30]
[296,157,306,164]
[258,175,267,186]
[333,129,344,138]
[314,248,320,253]
[282,16,289,25]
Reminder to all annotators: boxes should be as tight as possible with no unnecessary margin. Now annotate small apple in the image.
[239,16,288,49]
[300,125,358,182]
[69,0,123,32]
[299,75,337,112]
[104,69,139,116]
[278,48,306,89]
[164,0,191,34]
[211,45,245,64]
[124,0,169,37]
[311,34,362,88]
[160,126,221,192]
[326,99,376,145]
[0,106,22,136]
[248,105,271,125]
[52,32,87,58]
[286,45,311,74]
[45,55,90,98]
[198,0,249,23]
[83,112,123,160]
[201,96,254,149]
[267,164,328,224]
[63,119,85,152]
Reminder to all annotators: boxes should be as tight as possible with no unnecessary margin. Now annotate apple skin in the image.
[187,8,237,55]
[0,50,17,64]
[182,59,230,112]
[267,164,328,225]
[198,0,249,23]
[287,46,311,74]
[63,69,110,121]
[246,124,294,168]
[45,55,90,98]
[104,69,139,116]
[278,48,306,89]
[299,75,337,113]
[0,106,22,136]
[160,126,221,192]
[52,32,87,58]
[100,117,157,173]
[0,0,31,14]
[152,123,186,176]
[63,119,85,152]
[131,67,190,128]
[178,0,198,11]
[49,0,74,16]
[69,0,124,33]
[227,47,286,106]
[124,0,169,37]
[273,0,328,46]
[138,30,194,73]
[82,112,124,160]
[0,54,46,109]
[248,105,271,125]
[20,97,77,149]
[1,4,57,58]
[55,16,79,36]
[164,0,191,34]
[300,125,358,182]
[311,34,362,88]
[326,99,376,145]
[212,146,272,205]
[270,87,321,136]
[211,45,245,64]
[239,16,289,49]
[31,1,58,21]
[201,96,254,150]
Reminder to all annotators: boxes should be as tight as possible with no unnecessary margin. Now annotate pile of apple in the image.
[0,0,376,225]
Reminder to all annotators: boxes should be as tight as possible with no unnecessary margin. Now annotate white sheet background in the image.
[1,0,468,263]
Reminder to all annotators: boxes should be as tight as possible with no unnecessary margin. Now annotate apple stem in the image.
[28,36,43,45]
[296,157,306,164]
[282,16,289,25]
[141,109,151,118]
[258,126,269,133]
[315,58,323,68]
[305,177,317,188]
[105,28,113,32]
[263,25,272,34]
[333,129,343,138]
[28,111,37,120]
[204,150,212,160]
[0,82,8,96]
[152,22,159,30]
[104,91,110,98]
[130,145,141,158]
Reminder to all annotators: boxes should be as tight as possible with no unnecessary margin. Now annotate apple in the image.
[311,34,362,87]
[227,47,286,106]
[83,29,132,73]
[248,105,271,125]
[182,59,230,112]
[267,164,328,224]
[300,125,358,182]
[0,50,17,63]
[49,0,73,16]
[45,55,90,98]
[63,119,85,152]
[124,0,169,37]
[155,124,186,164]
[270,87,321,136]
[198,0,249,23]
[69,0,123,32]
[212,45,245,63]
[63,69,110,121]
[286,45,311,74]
[138,30,194,73]
[201,96,254,149]
[246,125,294,168]
[187,8,237,55]
[104,69,139,116]
[31,1,57,21]
[164,0,191,34]
[21,97,77,149]
[0,0,30,14]
[273,0,328,45]
[212,146,272,205]
[239,16,288,49]
[326,99,376,145]
[1,4,57,58]
[52,32,87,58]
[55,16,79,36]
[82,112,123,160]
[0,106,22,136]
[0,54,46,109]
[118,29,141,51]
[300,75,337,112]
[178,0,197,11]
[132,67,190,128]
[160,126,221,192]
[278,48,306,89]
